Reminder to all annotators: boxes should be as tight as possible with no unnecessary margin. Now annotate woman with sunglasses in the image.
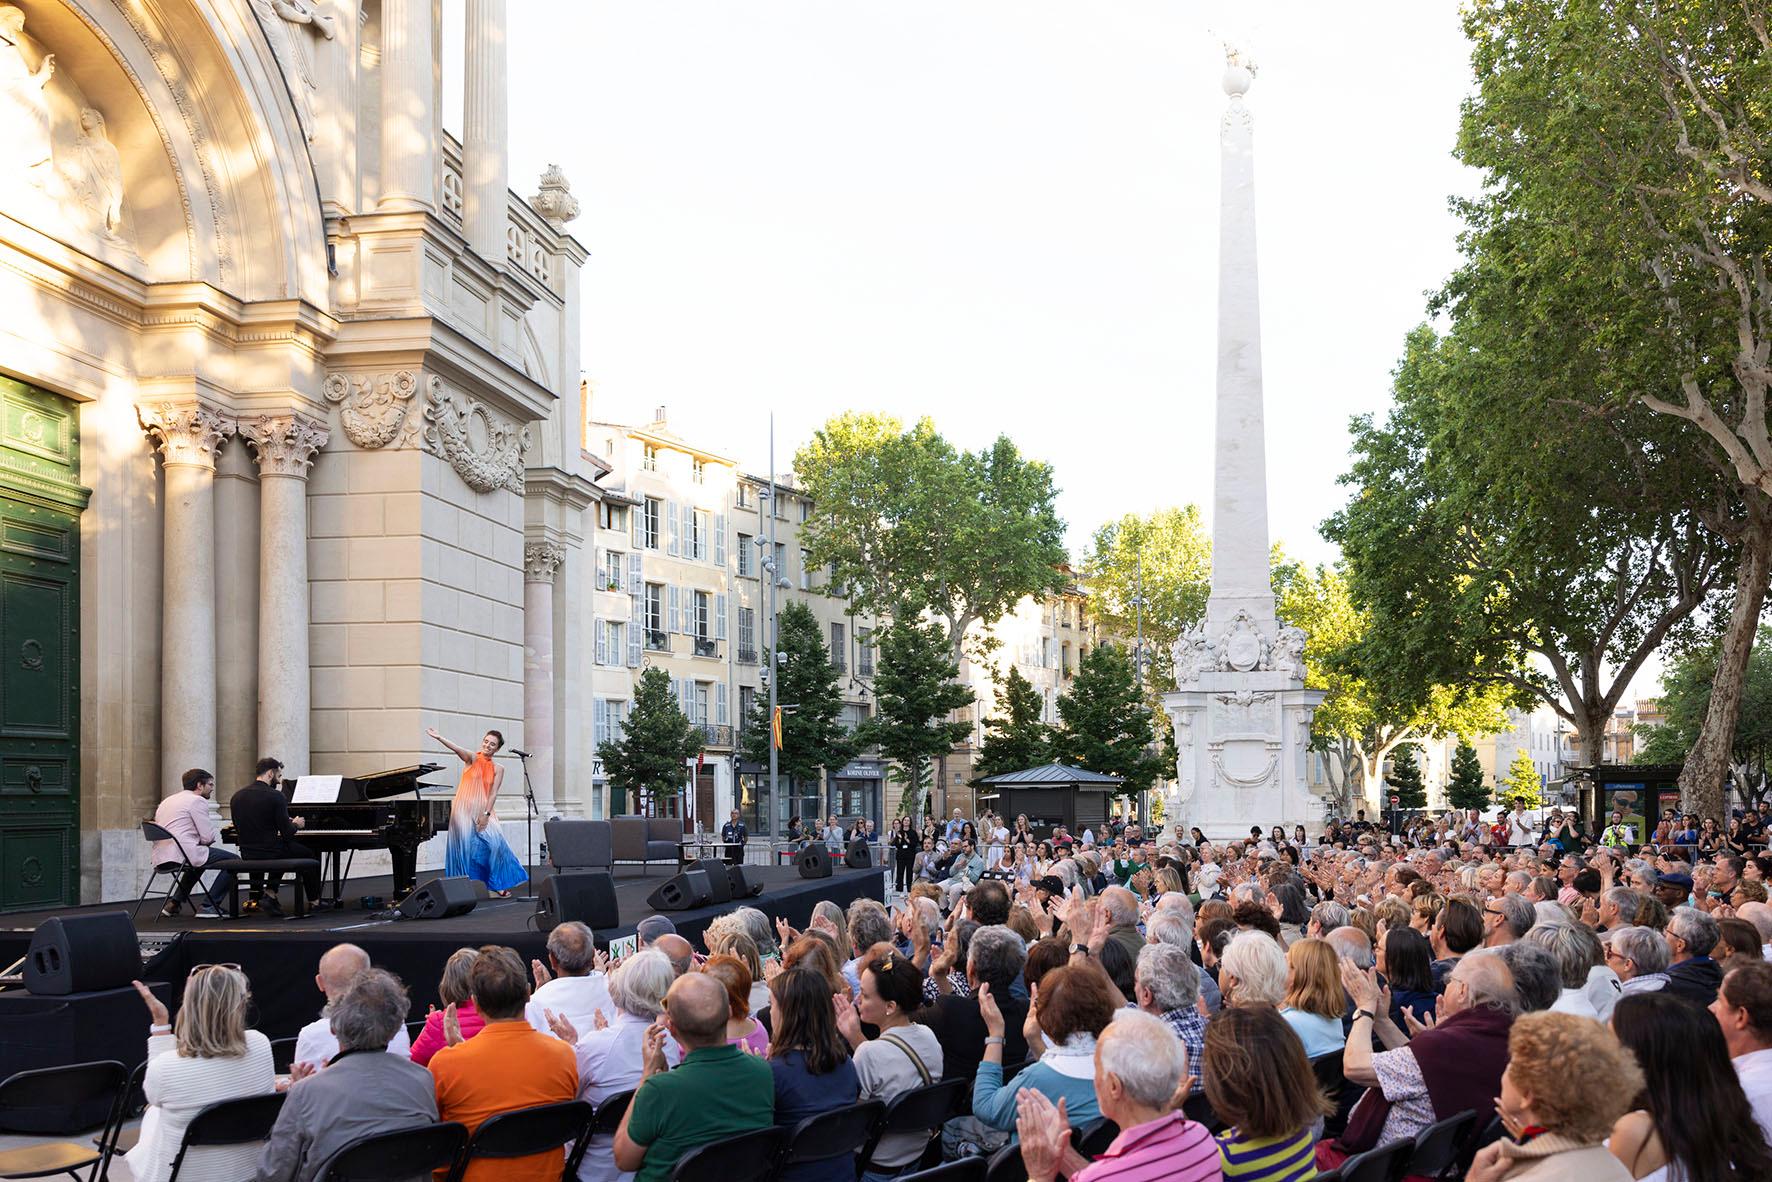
[126,965,275,1182]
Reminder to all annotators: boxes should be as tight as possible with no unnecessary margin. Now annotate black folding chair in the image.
[135,820,197,921]
[93,1060,148,1182]
[1070,1117,1119,1158]
[562,1088,636,1180]
[1407,1108,1477,1181]
[269,1037,300,1074]
[669,1125,785,1182]
[1334,1138,1413,1182]
[892,1159,987,1182]
[0,1060,127,1180]
[1456,1113,1505,1180]
[442,1099,592,1182]
[1180,1092,1221,1132]
[855,1078,966,1179]
[1311,1050,1364,1139]
[777,1100,883,1176]
[166,1092,287,1180]
[315,1121,469,1181]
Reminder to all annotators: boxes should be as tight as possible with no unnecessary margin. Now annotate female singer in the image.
[427,726,526,897]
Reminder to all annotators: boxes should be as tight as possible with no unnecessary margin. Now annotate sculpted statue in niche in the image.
[0,6,54,178]
[65,108,123,239]
[1172,625,1219,685]
[1275,624,1307,683]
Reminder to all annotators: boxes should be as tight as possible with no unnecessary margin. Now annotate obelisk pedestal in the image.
[1162,48,1327,838]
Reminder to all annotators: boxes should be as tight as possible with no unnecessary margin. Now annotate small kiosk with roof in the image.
[973,763,1124,839]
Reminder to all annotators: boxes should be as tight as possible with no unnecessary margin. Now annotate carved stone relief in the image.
[422,377,529,494]
[530,164,580,227]
[524,541,565,584]
[239,412,329,477]
[322,371,418,449]
[138,400,235,468]
[249,0,335,141]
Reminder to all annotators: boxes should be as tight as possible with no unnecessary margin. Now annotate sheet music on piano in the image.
[290,774,344,804]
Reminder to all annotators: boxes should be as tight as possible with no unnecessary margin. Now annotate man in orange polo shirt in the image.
[429,944,577,1181]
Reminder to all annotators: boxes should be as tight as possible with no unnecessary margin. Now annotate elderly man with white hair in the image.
[1737,900,1772,958]
[526,921,611,1035]
[1605,925,1671,995]
[292,943,411,1072]
[1525,921,1609,1020]
[1144,911,1222,1013]
[1134,943,1204,1096]
[1013,1010,1220,1182]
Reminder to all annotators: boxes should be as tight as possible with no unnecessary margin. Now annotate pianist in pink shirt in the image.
[1016,1011,1223,1182]
[152,769,239,917]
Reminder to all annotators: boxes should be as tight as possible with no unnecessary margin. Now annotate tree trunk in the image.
[1575,709,1607,770]
[1681,513,1772,817]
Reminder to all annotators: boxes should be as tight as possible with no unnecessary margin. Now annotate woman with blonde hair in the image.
[126,967,275,1182]
[1282,938,1347,1058]
[1466,1012,1642,1181]
[707,926,768,1013]
[410,947,484,1065]
[1372,895,1411,939]
[810,898,848,949]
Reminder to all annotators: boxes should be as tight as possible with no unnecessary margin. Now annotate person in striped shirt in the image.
[1014,1009,1221,1182]
[1202,1007,1334,1181]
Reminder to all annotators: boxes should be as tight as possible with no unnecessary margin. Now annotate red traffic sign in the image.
[1388,795,1400,806]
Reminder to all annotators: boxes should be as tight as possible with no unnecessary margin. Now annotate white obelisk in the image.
[1163,45,1327,837]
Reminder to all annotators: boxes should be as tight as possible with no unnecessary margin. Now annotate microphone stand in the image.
[514,751,539,899]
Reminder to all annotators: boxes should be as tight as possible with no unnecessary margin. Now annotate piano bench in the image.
[222,858,319,919]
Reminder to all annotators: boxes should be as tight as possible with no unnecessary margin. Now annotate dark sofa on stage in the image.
[608,815,682,872]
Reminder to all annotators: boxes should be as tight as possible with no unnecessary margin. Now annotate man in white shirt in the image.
[1713,959,1772,1142]
[292,943,411,1071]
[1507,799,1535,849]
[526,921,612,1034]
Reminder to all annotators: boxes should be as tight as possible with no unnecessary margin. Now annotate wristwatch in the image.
[1069,943,1089,956]
[1354,1009,1378,1024]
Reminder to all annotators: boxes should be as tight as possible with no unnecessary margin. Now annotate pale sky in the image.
[460,1,1481,569]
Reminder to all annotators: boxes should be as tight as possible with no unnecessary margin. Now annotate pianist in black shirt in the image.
[232,757,323,912]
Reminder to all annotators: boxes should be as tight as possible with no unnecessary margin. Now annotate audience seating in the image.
[854,1078,966,1178]
[135,822,194,920]
[982,1140,1026,1182]
[315,1121,469,1182]
[893,1159,987,1182]
[442,1098,592,1182]
[1407,1108,1477,1181]
[1332,1138,1414,1182]
[269,1037,299,1074]
[1456,1113,1506,1180]
[1311,1050,1364,1139]
[670,1124,785,1182]
[0,1059,127,1180]
[776,1100,883,1177]
[562,1087,637,1179]
[93,1060,148,1181]
[1070,1117,1119,1158]
[609,817,685,873]
[1180,1092,1221,1132]
[165,1092,287,1181]
[544,819,614,873]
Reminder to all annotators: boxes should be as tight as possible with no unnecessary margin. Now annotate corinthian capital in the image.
[139,400,235,468]
[240,412,331,478]
[524,541,566,584]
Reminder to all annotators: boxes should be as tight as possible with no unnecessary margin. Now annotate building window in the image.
[642,497,661,549]
[773,542,787,580]
[740,684,757,728]
[602,550,625,590]
[692,458,706,484]
[800,549,811,590]
[830,622,846,673]
[738,607,757,662]
[800,499,812,522]
[602,621,626,663]
[691,681,710,725]
[840,703,868,733]
[694,591,711,640]
[737,534,754,577]
[598,503,627,532]
[691,509,710,561]
[858,632,874,677]
[644,583,665,647]
[736,483,754,509]
[642,444,659,472]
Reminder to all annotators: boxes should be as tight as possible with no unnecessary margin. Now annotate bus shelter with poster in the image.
[974,763,1123,839]
[1571,764,1683,843]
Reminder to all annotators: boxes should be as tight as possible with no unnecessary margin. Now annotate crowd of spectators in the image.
[108,801,1772,1182]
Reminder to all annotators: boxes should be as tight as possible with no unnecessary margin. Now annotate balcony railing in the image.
[696,723,734,748]
[738,647,758,665]
[645,630,670,652]
[693,637,720,659]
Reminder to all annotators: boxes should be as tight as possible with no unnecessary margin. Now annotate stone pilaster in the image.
[523,540,565,814]
[462,0,509,263]
[240,413,329,770]
[378,0,435,210]
[140,400,234,794]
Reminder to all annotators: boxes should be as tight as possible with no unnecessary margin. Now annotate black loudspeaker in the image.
[685,860,732,905]
[845,838,873,869]
[646,869,712,912]
[24,912,140,996]
[727,864,763,898]
[536,871,619,932]
[797,845,833,879]
[397,877,478,920]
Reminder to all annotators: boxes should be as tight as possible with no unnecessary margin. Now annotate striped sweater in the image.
[1215,1127,1317,1181]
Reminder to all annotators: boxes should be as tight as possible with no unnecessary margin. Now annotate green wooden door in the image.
[0,377,87,911]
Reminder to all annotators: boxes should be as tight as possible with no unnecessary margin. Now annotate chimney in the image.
[652,405,668,426]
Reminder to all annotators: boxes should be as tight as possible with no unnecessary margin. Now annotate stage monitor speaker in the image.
[727,864,763,898]
[397,877,478,920]
[685,860,732,905]
[845,838,873,869]
[535,871,619,932]
[646,869,712,912]
[797,845,833,879]
[24,912,140,996]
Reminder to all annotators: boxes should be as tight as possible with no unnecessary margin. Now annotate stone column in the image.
[523,541,564,818]
[312,0,361,214]
[462,0,509,262]
[140,402,235,794]
[240,414,330,769]
[378,0,436,210]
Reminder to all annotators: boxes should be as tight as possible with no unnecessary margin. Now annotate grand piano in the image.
[224,765,451,901]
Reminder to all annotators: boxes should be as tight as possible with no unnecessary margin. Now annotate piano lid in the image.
[348,763,447,800]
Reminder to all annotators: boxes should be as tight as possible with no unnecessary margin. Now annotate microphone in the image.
[510,748,532,758]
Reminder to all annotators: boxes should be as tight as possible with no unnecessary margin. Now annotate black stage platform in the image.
[0,864,885,1040]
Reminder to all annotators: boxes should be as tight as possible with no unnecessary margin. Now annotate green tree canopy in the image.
[1636,626,1772,810]
[1082,507,1213,693]
[859,619,974,809]
[597,667,703,810]
[738,602,858,787]
[1503,748,1544,811]
[1447,740,1491,813]
[1387,746,1427,811]
[971,664,1052,783]
[1051,643,1166,799]
[793,414,1067,657]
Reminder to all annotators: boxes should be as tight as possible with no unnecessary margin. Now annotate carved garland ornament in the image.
[322,371,417,449]
[422,377,529,494]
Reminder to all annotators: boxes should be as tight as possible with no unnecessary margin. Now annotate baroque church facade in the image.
[0,0,597,907]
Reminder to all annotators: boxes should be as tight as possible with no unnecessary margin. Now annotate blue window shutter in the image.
[715,594,728,640]
[717,683,729,726]
[714,515,727,567]
[667,501,680,556]
[594,618,607,665]
[668,585,681,633]
[627,623,641,668]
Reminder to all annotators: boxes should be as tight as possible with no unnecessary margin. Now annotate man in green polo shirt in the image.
[615,971,773,1182]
